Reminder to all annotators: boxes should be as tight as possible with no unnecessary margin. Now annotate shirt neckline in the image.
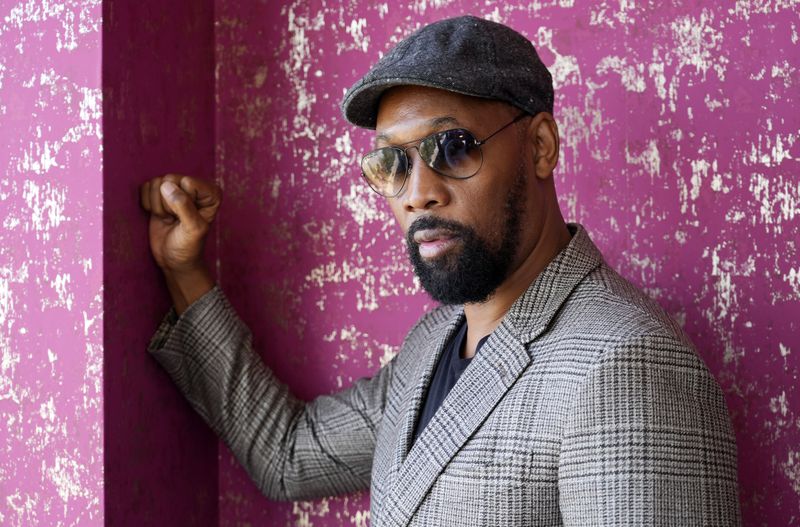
[455,320,490,362]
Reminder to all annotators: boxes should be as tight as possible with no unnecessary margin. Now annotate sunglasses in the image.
[360,112,530,197]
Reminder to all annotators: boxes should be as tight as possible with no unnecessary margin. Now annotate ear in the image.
[526,112,559,180]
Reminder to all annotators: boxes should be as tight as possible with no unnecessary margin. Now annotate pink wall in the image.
[2,1,797,525]
[214,1,799,526]
[1,1,104,525]
[2,0,219,524]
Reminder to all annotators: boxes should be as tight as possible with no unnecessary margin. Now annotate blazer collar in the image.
[378,222,604,526]
[505,221,606,344]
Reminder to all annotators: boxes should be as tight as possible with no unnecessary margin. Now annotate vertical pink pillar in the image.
[2,0,218,524]
[102,0,218,524]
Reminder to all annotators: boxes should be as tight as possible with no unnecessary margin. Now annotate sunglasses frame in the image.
[360,112,531,198]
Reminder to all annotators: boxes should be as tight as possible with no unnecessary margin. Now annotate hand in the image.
[139,174,221,275]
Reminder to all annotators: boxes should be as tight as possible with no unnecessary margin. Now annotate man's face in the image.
[373,85,545,305]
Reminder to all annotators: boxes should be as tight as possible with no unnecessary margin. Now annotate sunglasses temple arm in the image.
[477,112,530,144]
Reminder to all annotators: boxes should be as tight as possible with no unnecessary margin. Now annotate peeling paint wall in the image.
[215,2,427,524]
[1,1,104,525]
[102,0,219,524]
[2,0,797,525]
[2,0,221,524]
[215,2,799,526]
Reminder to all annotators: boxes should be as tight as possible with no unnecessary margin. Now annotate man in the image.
[141,16,741,526]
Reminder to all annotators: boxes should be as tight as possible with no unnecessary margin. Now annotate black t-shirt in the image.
[411,319,490,446]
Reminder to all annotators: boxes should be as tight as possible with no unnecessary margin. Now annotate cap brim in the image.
[341,76,500,130]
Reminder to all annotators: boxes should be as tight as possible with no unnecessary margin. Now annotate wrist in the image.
[163,264,215,316]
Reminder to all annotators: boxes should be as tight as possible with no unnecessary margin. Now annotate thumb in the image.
[160,181,205,232]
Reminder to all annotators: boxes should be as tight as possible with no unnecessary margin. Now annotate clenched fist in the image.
[140,174,221,314]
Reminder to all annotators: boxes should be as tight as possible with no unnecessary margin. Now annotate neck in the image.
[460,208,572,358]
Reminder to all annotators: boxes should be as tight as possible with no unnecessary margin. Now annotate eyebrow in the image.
[374,116,461,147]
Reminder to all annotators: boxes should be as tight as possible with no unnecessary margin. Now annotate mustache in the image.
[406,216,472,246]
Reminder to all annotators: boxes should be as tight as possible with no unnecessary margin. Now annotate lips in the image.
[412,228,461,259]
[413,228,457,244]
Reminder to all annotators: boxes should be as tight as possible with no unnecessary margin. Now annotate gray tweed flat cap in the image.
[341,15,554,129]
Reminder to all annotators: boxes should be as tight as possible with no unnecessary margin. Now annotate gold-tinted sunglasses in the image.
[360,112,530,197]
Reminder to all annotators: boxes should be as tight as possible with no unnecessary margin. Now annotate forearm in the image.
[147,285,384,501]
[163,264,215,315]
[147,285,304,499]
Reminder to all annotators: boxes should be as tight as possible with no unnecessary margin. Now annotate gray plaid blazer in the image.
[148,222,741,526]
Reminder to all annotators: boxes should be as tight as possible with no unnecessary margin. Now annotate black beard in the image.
[405,165,526,305]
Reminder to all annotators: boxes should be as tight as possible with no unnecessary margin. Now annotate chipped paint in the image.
[784,450,800,496]
[1,0,797,524]
[214,3,798,525]
[1,0,103,525]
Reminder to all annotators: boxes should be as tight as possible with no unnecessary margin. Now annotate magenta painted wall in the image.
[2,0,221,524]
[1,1,104,525]
[2,1,798,525]
[102,0,219,524]
[214,1,799,526]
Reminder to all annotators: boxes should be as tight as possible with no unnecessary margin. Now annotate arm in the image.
[558,333,741,526]
[148,285,395,501]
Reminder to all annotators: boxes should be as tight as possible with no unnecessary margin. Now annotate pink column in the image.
[1,0,218,524]
[102,0,218,524]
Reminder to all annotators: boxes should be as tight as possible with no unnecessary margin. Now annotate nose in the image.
[398,146,450,212]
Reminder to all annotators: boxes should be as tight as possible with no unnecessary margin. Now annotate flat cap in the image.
[341,15,554,129]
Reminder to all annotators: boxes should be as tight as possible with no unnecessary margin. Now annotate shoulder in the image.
[566,263,726,401]
[557,266,735,436]
[530,259,719,391]
[554,260,695,350]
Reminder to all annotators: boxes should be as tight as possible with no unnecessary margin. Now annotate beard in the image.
[405,162,527,305]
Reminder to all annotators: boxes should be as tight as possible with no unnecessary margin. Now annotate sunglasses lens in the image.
[420,129,481,178]
[360,128,483,196]
[361,147,407,196]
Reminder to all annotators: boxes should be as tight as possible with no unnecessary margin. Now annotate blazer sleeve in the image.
[557,332,741,526]
[146,284,395,502]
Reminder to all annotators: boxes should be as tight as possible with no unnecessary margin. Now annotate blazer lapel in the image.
[380,321,532,527]
[378,223,604,526]
[391,308,464,476]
